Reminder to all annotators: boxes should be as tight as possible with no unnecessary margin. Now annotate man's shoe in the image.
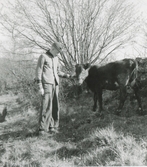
[39,129,53,136]
[49,127,59,134]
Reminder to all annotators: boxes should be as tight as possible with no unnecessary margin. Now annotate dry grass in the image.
[0,90,147,166]
[75,126,147,166]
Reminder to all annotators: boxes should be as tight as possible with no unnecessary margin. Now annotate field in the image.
[0,85,147,166]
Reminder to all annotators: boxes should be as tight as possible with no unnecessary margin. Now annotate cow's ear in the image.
[75,64,80,68]
[83,63,91,69]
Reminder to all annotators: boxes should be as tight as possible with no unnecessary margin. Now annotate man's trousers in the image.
[39,82,59,132]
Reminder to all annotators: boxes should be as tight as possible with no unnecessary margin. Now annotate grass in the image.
[76,126,147,166]
[0,89,147,166]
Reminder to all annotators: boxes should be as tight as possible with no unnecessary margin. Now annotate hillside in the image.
[0,57,147,166]
[0,90,147,166]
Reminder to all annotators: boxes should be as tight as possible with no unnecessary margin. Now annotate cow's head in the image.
[75,63,91,85]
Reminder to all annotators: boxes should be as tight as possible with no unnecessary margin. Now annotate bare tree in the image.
[0,0,138,71]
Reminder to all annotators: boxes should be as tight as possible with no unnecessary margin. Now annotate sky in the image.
[129,0,147,58]
[1,0,147,59]
[135,0,147,16]
[111,0,147,59]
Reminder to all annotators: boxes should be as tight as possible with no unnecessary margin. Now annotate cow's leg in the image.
[97,89,103,113]
[116,86,127,115]
[92,89,103,117]
[96,89,104,118]
[92,92,97,112]
[133,87,143,115]
[93,90,103,113]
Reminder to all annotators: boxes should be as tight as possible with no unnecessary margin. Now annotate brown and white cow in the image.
[75,59,143,116]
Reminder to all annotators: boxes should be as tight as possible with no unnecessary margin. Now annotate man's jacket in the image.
[35,52,66,89]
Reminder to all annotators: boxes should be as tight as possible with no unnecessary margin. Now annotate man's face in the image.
[50,44,62,57]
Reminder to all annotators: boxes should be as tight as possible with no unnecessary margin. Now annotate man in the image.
[35,42,70,135]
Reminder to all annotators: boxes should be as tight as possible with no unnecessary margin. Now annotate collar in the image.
[46,50,54,58]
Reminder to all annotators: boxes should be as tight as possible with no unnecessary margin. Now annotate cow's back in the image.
[86,59,137,91]
[89,59,135,75]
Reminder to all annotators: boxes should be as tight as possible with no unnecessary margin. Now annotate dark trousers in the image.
[39,82,59,132]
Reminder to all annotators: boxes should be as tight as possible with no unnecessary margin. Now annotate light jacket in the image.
[35,52,67,89]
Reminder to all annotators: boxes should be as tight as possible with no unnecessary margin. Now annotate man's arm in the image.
[57,68,72,78]
[35,55,45,90]
[57,63,71,78]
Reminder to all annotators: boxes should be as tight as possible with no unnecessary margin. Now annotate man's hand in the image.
[39,88,44,96]
[66,74,75,79]
[66,74,71,78]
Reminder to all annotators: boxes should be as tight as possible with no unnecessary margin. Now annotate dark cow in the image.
[75,59,143,115]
